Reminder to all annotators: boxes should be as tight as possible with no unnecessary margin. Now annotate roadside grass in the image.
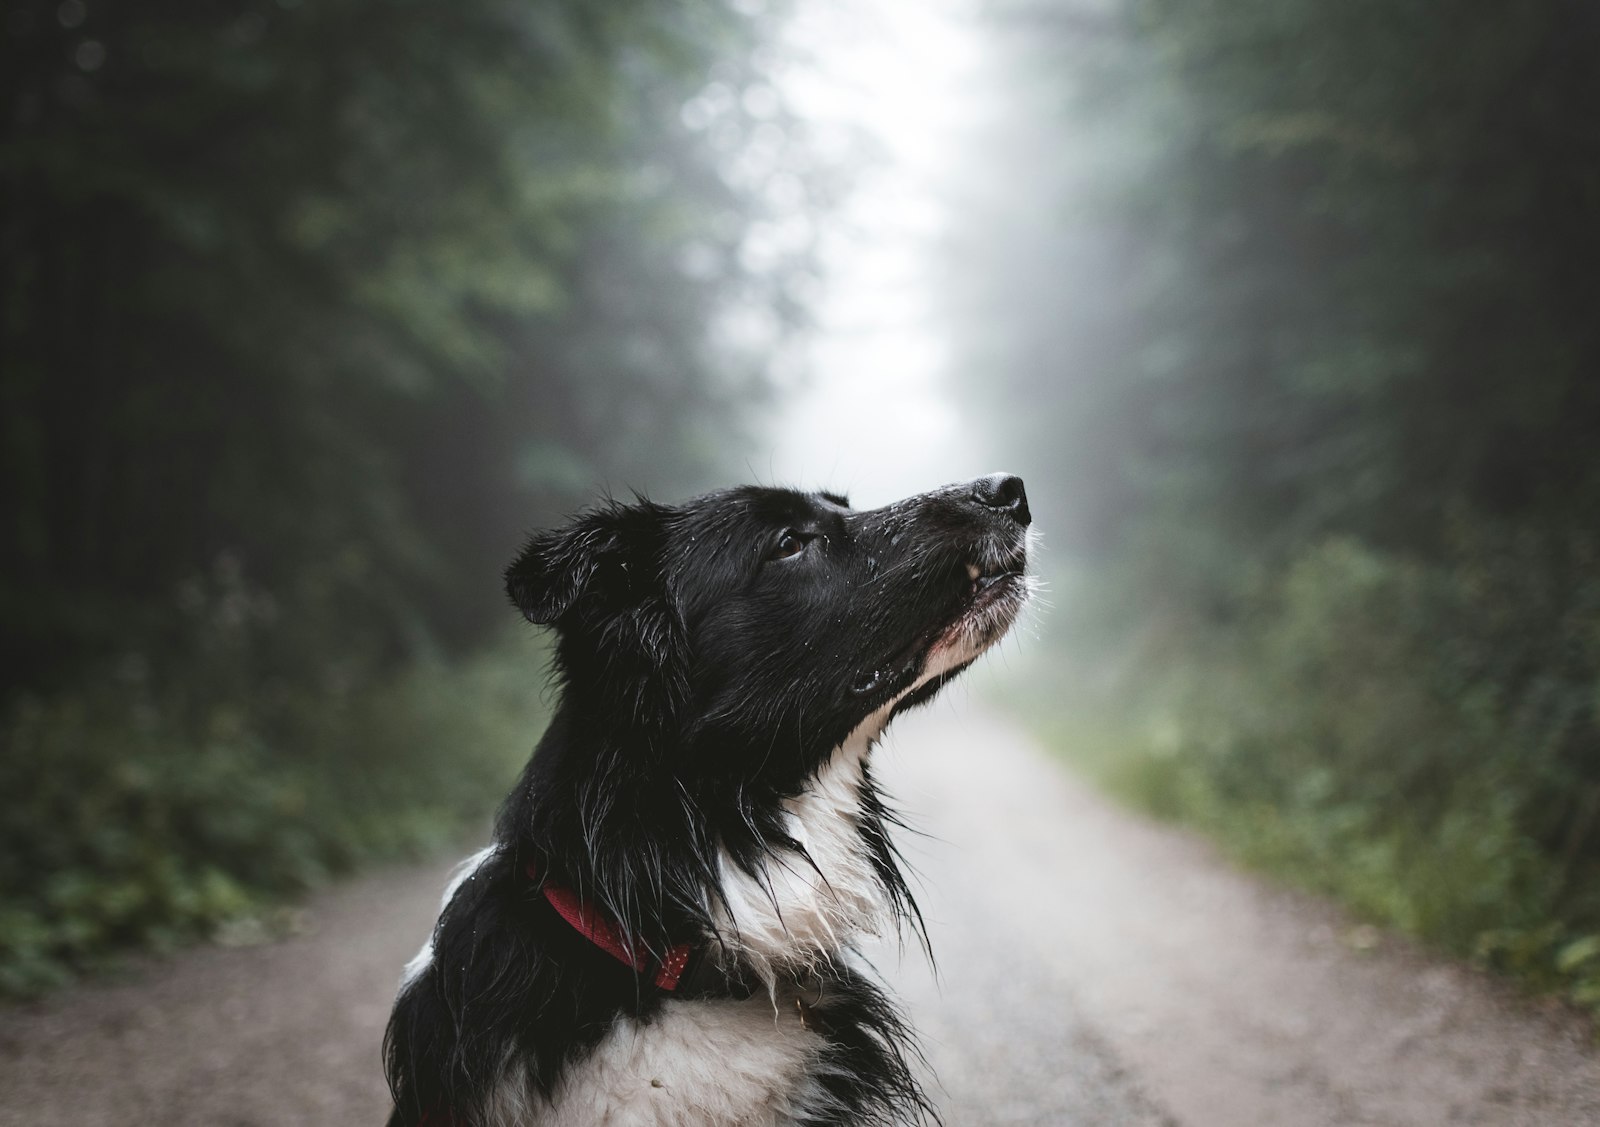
[1009,538,1600,1021]
[1032,700,1600,1017]
[0,634,550,997]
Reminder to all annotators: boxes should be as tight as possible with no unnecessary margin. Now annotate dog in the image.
[384,473,1033,1126]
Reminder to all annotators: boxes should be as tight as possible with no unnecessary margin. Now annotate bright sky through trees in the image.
[765,0,994,506]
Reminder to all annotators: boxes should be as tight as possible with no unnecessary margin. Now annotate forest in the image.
[955,0,1600,1013]
[4,0,1600,1021]
[0,0,815,992]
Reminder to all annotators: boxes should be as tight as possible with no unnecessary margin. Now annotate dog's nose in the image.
[970,473,1031,527]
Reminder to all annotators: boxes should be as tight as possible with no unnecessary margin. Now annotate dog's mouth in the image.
[962,557,1025,606]
[847,538,1031,704]
[945,544,1029,636]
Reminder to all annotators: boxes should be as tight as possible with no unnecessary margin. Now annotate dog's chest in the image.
[489,991,827,1127]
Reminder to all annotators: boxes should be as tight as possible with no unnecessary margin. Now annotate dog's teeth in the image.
[966,563,980,581]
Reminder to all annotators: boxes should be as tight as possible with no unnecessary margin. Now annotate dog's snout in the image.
[970,473,1031,527]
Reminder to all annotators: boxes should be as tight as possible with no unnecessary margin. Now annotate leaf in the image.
[1556,936,1600,975]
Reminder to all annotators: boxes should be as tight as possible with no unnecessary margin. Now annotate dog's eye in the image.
[768,530,810,562]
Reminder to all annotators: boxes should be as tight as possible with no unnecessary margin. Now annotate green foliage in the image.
[1032,532,1600,1016]
[1,0,815,683]
[0,629,549,997]
[964,0,1600,1014]
[0,0,819,991]
[968,0,1600,575]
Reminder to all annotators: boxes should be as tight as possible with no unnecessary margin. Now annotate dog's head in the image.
[506,475,1033,786]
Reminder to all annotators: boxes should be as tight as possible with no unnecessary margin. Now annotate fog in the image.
[765,0,995,504]
[5,0,1600,1055]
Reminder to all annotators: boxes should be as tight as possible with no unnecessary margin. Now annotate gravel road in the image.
[3,699,1599,1125]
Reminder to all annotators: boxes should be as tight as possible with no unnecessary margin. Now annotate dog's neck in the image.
[711,703,902,984]
[513,697,924,987]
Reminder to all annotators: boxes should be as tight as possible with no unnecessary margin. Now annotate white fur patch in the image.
[400,843,500,988]
[712,702,900,982]
[486,986,829,1127]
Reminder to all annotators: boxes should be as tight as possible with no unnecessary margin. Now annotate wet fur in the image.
[384,478,1032,1126]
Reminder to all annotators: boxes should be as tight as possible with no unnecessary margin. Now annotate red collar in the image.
[526,861,694,991]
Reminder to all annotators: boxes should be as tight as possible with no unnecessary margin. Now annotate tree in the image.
[0,0,818,688]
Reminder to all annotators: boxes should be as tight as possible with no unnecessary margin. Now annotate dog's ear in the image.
[507,499,690,732]
[504,504,652,625]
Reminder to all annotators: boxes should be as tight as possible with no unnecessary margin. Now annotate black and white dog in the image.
[384,474,1033,1126]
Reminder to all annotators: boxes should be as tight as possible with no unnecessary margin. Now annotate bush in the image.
[1034,532,1600,1017]
[0,633,548,997]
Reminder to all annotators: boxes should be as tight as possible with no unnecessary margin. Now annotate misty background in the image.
[4,0,1600,1035]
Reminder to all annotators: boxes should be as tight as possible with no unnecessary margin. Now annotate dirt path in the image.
[874,701,1600,1126]
[3,699,1599,1125]
[0,858,455,1126]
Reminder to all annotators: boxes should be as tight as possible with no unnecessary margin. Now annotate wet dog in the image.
[384,475,1033,1126]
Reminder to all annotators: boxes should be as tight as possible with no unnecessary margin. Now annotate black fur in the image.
[384,475,1032,1126]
